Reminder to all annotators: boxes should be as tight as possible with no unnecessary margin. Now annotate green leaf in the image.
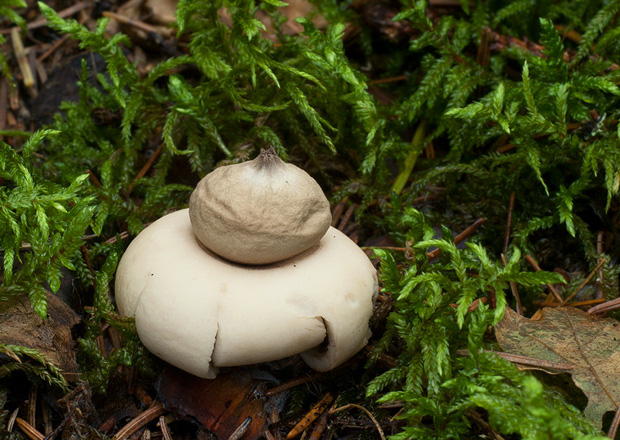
[522,61,539,118]
[3,247,15,284]
[539,17,568,80]
[262,0,289,6]
[489,83,505,116]
[29,285,48,319]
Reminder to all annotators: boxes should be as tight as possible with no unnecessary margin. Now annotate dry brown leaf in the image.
[495,307,620,427]
[156,367,268,438]
[144,0,177,25]
[0,293,80,380]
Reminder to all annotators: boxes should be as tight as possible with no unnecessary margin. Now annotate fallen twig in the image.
[228,417,252,440]
[11,27,34,89]
[158,416,172,440]
[427,217,486,261]
[524,254,563,304]
[127,140,164,196]
[102,11,163,36]
[337,203,356,232]
[264,372,322,397]
[369,75,408,85]
[607,405,620,439]
[286,393,334,439]
[538,298,605,308]
[587,297,620,315]
[1,2,92,35]
[331,195,349,227]
[308,411,329,440]
[113,402,165,440]
[0,79,8,131]
[457,349,574,370]
[329,403,387,440]
[502,253,523,315]
[37,34,71,63]
[561,258,606,305]
[15,417,44,440]
[503,191,515,253]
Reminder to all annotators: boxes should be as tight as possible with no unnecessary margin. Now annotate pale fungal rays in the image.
[115,148,377,378]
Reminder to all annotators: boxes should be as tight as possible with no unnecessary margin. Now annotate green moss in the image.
[1,0,619,437]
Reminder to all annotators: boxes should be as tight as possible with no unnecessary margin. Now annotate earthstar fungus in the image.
[115,148,378,378]
[189,147,332,265]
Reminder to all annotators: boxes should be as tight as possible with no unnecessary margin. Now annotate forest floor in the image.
[2,0,620,439]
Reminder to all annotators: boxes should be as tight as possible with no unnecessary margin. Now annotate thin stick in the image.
[524,255,563,303]
[264,372,322,397]
[0,79,7,131]
[477,26,491,67]
[15,418,44,440]
[268,404,282,440]
[539,298,605,308]
[364,345,398,368]
[607,405,620,439]
[102,11,161,35]
[429,0,463,5]
[337,204,356,232]
[9,86,18,111]
[37,35,71,63]
[11,28,34,88]
[27,386,37,427]
[228,417,252,440]
[113,402,165,440]
[597,231,606,285]
[457,349,573,370]
[126,142,164,196]
[81,244,95,282]
[1,2,92,35]
[263,430,277,440]
[360,246,406,252]
[33,57,47,85]
[561,258,606,305]
[159,416,172,440]
[86,169,102,188]
[503,192,515,253]
[369,75,408,85]
[8,408,18,431]
[554,24,583,43]
[501,253,522,315]
[466,410,506,440]
[330,196,349,227]
[286,393,334,439]
[41,401,51,436]
[308,411,329,440]
[329,403,386,440]
[427,218,486,261]
[588,297,620,315]
[44,395,81,440]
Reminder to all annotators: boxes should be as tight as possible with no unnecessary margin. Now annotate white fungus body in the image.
[115,209,377,378]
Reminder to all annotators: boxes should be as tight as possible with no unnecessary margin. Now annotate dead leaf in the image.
[0,293,80,380]
[495,307,620,427]
[144,0,177,25]
[156,367,268,439]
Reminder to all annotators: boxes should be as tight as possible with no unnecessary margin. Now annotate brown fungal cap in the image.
[189,148,332,265]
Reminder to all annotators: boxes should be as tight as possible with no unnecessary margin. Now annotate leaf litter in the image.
[496,306,620,427]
